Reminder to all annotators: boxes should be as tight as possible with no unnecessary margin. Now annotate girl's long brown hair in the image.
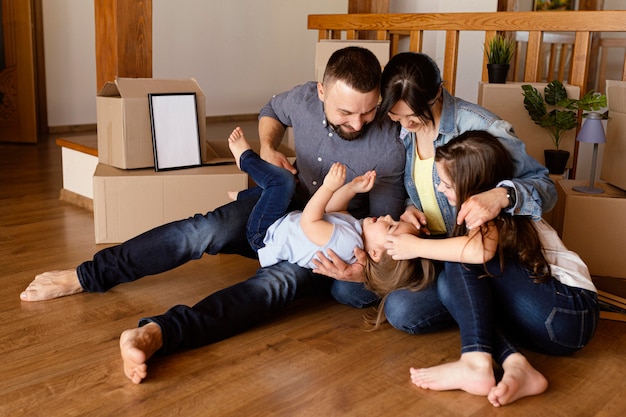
[435,130,551,282]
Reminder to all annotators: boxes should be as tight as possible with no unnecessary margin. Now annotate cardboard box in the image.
[478,82,579,171]
[94,163,247,244]
[97,78,207,169]
[601,80,626,191]
[93,139,296,244]
[553,179,626,278]
[204,139,296,165]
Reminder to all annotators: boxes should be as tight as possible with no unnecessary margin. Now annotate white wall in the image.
[42,0,97,127]
[42,0,347,127]
[152,0,347,117]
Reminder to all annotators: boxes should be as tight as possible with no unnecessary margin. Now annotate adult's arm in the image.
[258,116,296,174]
[489,120,557,217]
[457,120,557,230]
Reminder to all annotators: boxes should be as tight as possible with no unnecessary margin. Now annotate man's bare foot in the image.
[20,270,84,301]
[487,353,548,407]
[228,126,252,169]
[410,351,496,396]
[227,190,239,201]
[120,322,164,384]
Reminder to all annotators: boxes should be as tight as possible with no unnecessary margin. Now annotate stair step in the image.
[56,134,98,156]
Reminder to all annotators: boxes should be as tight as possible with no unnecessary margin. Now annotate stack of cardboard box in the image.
[94,78,250,244]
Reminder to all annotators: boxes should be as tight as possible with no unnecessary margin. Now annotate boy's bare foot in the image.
[487,353,548,407]
[120,322,164,384]
[410,351,496,396]
[20,270,84,301]
[228,126,251,169]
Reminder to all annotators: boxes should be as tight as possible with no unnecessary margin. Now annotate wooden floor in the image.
[1,128,626,417]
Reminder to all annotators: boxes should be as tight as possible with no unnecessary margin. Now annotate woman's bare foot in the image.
[228,126,251,169]
[119,322,163,384]
[410,351,496,396]
[20,270,84,301]
[487,353,548,407]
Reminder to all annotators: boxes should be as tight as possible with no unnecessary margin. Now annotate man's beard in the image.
[328,121,370,141]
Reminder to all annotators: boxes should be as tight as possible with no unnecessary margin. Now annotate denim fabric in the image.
[330,281,379,308]
[238,149,296,251]
[77,195,259,293]
[383,276,455,334]
[438,258,599,364]
[142,261,333,354]
[401,89,557,234]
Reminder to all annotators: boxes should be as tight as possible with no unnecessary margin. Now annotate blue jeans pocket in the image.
[545,302,596,351]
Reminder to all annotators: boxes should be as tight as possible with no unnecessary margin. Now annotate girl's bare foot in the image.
[487,353,548,407]
[228,126,252,169]
[410,351,496,396]
[20,270,84,301]
[119,322,163,384]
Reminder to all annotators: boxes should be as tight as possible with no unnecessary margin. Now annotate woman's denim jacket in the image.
[401,89,557,235]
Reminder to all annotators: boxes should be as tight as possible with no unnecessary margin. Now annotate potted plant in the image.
[521,80,607,174]
[484,33,515,83]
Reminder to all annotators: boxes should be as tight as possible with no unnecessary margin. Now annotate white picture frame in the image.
[149,92,202,171]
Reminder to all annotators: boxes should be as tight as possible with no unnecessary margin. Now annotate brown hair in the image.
[363,252,435,329]
[322,46,382,93]
[435,130,551,282]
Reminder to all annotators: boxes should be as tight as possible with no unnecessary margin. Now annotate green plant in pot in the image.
[485,33,515,83]
[521,80,607,175]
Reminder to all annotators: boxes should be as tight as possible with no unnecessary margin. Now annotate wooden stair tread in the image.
[56,135,98,157]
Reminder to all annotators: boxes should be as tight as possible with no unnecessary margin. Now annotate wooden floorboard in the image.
[1,128,626,416]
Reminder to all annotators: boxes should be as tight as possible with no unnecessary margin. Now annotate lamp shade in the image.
[576,112,606,144]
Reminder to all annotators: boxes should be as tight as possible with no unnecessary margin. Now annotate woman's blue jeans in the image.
[438,258,599,364]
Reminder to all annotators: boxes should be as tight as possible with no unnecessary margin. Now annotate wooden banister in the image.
[308,11,626,88]
[308,10,626,178]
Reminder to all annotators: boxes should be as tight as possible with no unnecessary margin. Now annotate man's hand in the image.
[456,187,508,230]
[311,248,367,283]
[400,205,430,235]
[260,148,297,174]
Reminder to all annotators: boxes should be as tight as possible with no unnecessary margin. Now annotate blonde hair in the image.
[363,253,435,329]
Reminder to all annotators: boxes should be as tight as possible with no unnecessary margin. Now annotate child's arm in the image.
[300,163,348,246]
[325,170,376,213]
[385,222,499,264]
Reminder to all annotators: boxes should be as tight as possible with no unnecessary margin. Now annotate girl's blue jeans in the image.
[438,258,599,364]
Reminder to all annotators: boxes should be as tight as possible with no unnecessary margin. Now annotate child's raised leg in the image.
[226,126,296,251]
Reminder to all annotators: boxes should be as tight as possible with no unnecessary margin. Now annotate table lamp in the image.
[572,112,606,194]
